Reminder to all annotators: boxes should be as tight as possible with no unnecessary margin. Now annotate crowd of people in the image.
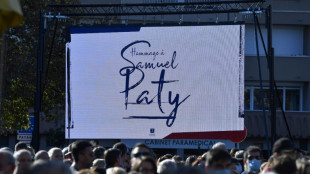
[0,137,309,174]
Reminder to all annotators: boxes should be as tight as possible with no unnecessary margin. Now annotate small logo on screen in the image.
[150,128,155,134]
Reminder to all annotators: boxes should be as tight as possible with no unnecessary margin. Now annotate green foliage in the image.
[1,0,80,133]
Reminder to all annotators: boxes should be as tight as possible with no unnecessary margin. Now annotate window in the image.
[245,87,302,111]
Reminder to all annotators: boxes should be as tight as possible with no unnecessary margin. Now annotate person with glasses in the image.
[70,140,95,173]
[130,143,155,168]
[241,146,262,174]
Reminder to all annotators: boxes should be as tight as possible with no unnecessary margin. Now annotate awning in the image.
[244,111,310,139]
[0,0,23,35]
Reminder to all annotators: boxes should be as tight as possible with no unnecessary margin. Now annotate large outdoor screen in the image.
[66,24,245,140]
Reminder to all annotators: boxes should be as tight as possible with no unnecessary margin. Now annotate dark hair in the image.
[206,149,231,166]
[113,143,127,157]
[272,137,295,154]
[271,155,297,174]
[177,166,207,174]
[132,143,155,159]
[157,154,173,165]
[93,146,106,159]
[15,142,28,151]
[172,155,183,162]
[71,140,93,163]
[104,148,121,169]
[133,143,151,150]
[244,146,261,160]
[185,155,197,166]
[131,156,157,174]
[230,148,240,157]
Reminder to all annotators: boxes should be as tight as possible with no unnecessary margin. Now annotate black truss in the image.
[45,0,265,17]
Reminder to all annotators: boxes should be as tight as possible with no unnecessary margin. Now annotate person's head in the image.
[93,159,105,169]
[0,147,13,153]
[93,146,105,159]
[172,155,182,163]
[272,137,296,159]
[234,150,244,164]
[131,143,154,166]
[27,160,71,174]
[296,157,310,174]
[270,155,297,174]
[71,140,95,169]
[243,146,262,174]
[48,148,64,161]
[157,159,177,174]
[131,156,157,174]
[0,150,15,174]
[185,155,197,166]
[106,167,127,174]
[104,148,121,169]
[206,149,231,173]
[212,142,227,151]
[14,149,32,172]
[131,143,153,159]
[113,143,128,166]
[14,142,28,152]
[34,150,49,161]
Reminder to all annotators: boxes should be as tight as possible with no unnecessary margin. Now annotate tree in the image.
[1,0,79,134]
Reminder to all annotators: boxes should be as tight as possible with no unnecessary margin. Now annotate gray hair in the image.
[0,147,13,153]
[0,149,15,165]
[48,147,63,158]
[14,149,32,162]
[27,160,72,174]
[106,167,127,174]
[93,158,105,168]
[34,150,50,161]
[157,159,177,174]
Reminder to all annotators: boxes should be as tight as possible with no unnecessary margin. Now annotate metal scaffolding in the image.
[33,0,276,155]
[45,0,265,16]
